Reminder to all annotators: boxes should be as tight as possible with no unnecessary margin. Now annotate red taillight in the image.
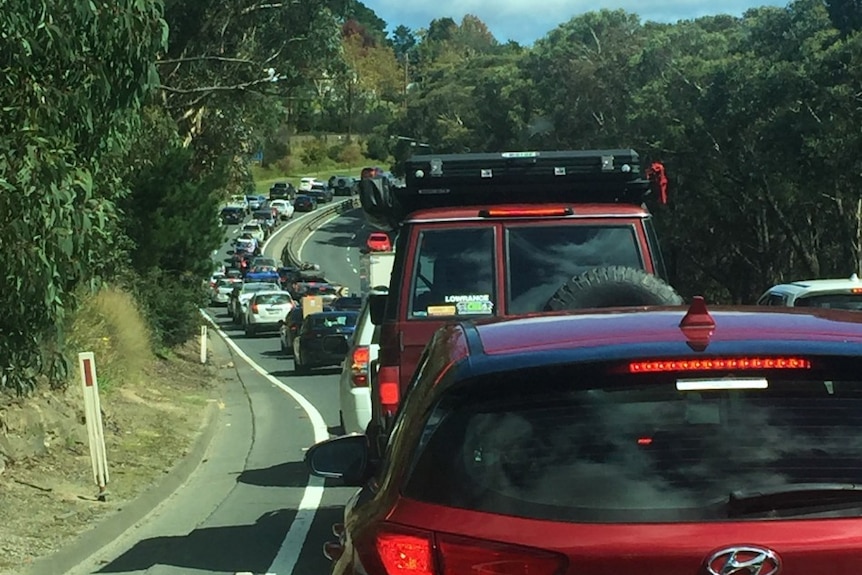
[351,346,370,387]
[378,365,400,417]
[479,207,573,218]
[629,356,812,373]
[371,525,566,575]
[376,528,434,575]
[851,288,862,294]
[251,302,259,313]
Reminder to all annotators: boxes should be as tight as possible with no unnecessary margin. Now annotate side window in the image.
[758,293,787,306]
[409,228,496,319]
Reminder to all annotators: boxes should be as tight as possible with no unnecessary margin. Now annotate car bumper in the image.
[340,385,371,435]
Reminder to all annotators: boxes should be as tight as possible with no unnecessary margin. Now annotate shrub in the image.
[299,139,330,165]
[336,142,364,165]
[133,269,207,350]
[66,286,153,391]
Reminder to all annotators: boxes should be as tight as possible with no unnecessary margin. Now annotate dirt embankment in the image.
[0,287,227,574]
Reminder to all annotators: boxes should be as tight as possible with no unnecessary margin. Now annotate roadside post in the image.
[78,352,109,501]
[200,324,208,364]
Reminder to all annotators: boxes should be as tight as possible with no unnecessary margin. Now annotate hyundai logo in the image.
[706,546,781,575]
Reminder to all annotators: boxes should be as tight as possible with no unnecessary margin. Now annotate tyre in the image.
[294,350,308,374]
[546,266,683,311]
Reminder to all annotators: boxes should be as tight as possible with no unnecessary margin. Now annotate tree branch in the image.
[157,55,256,65]
[158,76,279,96]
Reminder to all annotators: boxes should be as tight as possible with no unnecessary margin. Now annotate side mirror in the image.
[368,293,387,326]
[304,435,370,486]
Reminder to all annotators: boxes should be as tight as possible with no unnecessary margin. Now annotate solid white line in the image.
[199,310,328,575]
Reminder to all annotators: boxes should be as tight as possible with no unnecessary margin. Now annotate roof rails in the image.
[359,148,657,230]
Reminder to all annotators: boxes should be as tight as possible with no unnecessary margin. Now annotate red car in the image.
[365,232,391,252]
[307,299,862,574]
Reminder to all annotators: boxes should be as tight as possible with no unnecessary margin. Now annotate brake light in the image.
[629,356,812,373]
[376,528,434,575]
[852,288,862,294]
[371,524,566,575]
[479,207,573,218]
[351,346,370,387]
[251,302,258,313]
[378,365,400,417]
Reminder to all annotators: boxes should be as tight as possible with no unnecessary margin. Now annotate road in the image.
[67,203,373,575]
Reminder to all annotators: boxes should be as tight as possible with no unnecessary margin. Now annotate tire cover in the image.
[546,266,683,311]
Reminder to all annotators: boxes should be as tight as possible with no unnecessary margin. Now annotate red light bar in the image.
[629,357,812,373]
[479,207,574,218]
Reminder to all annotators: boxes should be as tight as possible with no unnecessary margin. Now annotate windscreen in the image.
[243,283,279,293]
[310,313,358,328]
[794,293,862,311]
[255,293,291,305]
[405,360,862,523]
[506,225,643,314]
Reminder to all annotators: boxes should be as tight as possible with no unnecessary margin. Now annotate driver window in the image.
[409,228,496,318]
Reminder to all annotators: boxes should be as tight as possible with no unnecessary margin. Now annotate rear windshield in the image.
[243,283,279,293]
[309,313,357,328]
[410,228,496,318]
[405,361,862,523]
[794,293,862,311]
[255,293,291,305]
[506,225,643,314]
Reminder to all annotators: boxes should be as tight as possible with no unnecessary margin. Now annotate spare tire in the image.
[358,177,402,231]
[545,266,683,311]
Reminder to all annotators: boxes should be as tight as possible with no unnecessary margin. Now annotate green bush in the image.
[300,139,330,165]
[133,269,207,350]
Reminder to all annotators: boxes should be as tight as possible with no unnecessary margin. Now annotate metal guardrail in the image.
[282,197,361,267]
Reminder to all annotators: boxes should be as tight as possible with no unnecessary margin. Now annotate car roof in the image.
[424,305,862,385]
[404,202,649,223]
[763,274,862,297]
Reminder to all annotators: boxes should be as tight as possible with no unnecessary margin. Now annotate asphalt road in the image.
[66,203,373,575]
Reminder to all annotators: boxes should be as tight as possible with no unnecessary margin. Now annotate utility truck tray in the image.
[359,148,657,230]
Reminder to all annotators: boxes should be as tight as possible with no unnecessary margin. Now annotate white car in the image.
[298,177,321,191]
[338,289,387,435]
[244,290,295,336]
[211,278,242,306]
[757,273,862,310]
[240,222,266,243]
[269,199,294,220]
[228,194,250,213]
[230,281,280,322]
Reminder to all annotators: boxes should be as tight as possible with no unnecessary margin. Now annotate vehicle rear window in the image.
[506,225,643,314]
[410,228,496,318]
[794,293,862,311]
[255,293,291,305]
[405,362,862,523]
[310,313,357,328]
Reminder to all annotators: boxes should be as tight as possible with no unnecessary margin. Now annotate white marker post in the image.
[78,352,109,501]
[200,324,208,364]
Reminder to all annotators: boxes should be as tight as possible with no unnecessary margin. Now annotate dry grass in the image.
[66,286,153,392]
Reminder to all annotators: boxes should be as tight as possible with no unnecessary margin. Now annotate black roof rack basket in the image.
[359,149,654,230]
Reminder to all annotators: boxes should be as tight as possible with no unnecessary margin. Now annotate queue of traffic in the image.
[297,151,862,575]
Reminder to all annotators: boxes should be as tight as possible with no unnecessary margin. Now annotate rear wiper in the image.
[727,483,862,517]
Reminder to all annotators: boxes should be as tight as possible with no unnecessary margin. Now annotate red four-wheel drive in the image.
[357,149,679,443]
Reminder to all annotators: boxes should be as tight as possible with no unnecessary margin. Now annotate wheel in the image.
[294,349,308,374]
[545,266,683,311]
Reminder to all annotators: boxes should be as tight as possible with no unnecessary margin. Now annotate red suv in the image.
[307,300,862,575]
[359,149,679,435]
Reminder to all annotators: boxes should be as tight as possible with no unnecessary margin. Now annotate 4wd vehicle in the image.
[306,300,862,575]
[359,149,679,435]
[269,181,295,201]
[330,175,357,196]
[757,273,862,310]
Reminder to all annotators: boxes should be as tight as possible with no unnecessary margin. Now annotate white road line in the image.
[199,310,328,575]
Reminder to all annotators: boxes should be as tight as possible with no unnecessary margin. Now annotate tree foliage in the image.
[0,0,166,394]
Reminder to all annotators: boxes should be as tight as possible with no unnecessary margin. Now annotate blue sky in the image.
[361,0,790,45]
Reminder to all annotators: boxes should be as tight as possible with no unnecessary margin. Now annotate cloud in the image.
[363,0,788,44]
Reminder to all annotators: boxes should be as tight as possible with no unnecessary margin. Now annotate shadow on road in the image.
[237,461,309,488]
[95,509,295,573]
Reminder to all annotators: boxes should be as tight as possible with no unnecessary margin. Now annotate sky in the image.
[361,0,790,45]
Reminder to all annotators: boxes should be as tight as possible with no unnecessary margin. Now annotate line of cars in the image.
[301,151,862,575]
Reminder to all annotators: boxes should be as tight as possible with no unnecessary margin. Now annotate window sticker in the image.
[456,300,494,315]
[427,305,458,316]
[444,294,491,304]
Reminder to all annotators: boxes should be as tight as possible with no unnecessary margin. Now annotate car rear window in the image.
[404,361,862,523]
[310,313,357,328]
[255,293,291,305]
[506,224,643,314]
[409,228,496,318]
[794,293,862,311]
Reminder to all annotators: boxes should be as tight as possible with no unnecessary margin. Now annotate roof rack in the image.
[359,149,656,230]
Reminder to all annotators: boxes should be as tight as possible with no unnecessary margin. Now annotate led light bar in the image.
[629,357,812,373]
